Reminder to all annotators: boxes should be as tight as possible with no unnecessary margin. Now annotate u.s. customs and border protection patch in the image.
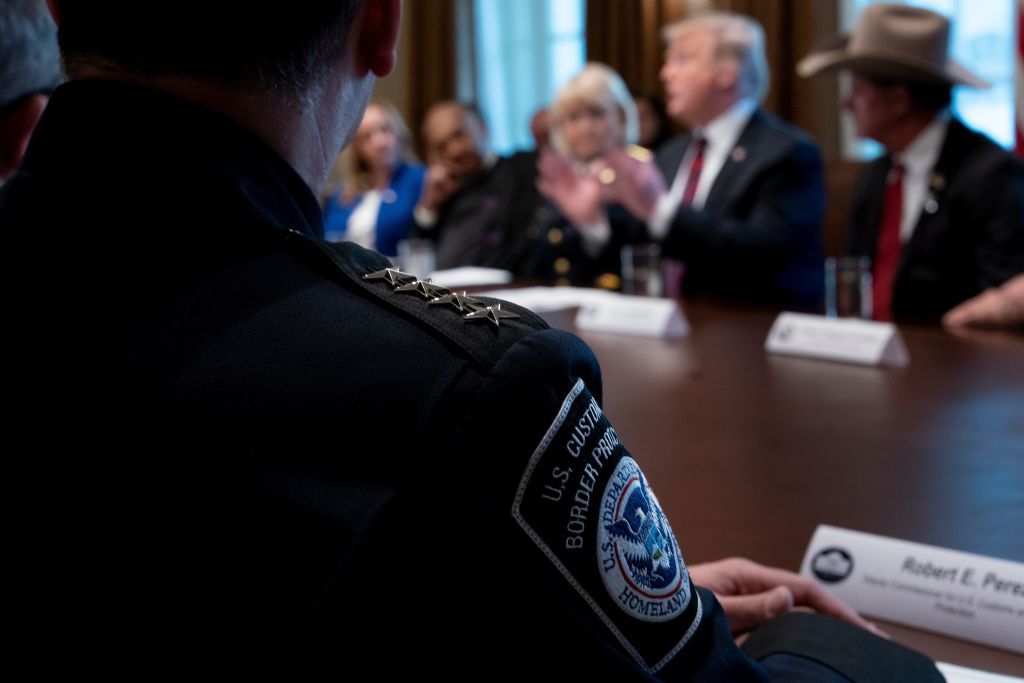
[512,379,702,673]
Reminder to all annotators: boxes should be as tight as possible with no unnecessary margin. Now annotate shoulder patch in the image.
[512,379,702,673]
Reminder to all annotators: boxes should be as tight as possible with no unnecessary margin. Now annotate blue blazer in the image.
[322,161,425,256]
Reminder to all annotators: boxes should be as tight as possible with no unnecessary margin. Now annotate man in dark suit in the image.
[2,0,898,679]
[413,100,541,272]
[799,3,1024,323]
[601,12,825,306]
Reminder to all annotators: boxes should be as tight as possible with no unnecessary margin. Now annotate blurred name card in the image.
[937,662,1024,683]
[765,312,909,367]
[478,286,612,313]
[801,525,1024,654]
[576,295,689,339]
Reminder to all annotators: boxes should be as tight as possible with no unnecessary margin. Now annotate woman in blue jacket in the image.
[322,101,425,257]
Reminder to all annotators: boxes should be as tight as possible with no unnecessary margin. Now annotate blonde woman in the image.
[322,101,425,257]
[531,63,647,285]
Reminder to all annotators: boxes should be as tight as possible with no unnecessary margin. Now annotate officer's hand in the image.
[689,557,888,637]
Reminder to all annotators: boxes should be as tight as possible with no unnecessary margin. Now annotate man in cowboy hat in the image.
[798,3,1024,324]
[552,11,827,307]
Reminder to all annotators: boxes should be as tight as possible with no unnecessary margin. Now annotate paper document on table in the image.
[477,286,618,313]
[937,662,1023,683]
[575,294,689,338]
[479,287,689,338]
[429,267,513,288]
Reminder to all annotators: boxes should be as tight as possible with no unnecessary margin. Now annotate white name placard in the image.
[575,295,689,339]
[765,312,909,367]
[937,662,1024,683]
[801,525,1024,654]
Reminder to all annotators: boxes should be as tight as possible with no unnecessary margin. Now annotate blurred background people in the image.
[0,0,61,182]
[633,90,673,151]
[601,12,826,306]
[942,273,1024,330]
[414,100,541,272]
[529,106,551,152]
[321,100,424,257]
[531,62,647,286]
[799,3,1024,324]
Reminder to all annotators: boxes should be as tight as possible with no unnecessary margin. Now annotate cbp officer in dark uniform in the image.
[3,1,938,679]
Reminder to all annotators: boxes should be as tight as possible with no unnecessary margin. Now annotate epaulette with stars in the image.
[282,235,549,372]
[363,267,520,328]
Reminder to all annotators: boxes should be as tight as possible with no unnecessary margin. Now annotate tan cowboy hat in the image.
[797,3,989,88]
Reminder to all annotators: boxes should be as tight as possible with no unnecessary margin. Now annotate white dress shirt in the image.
[342,189,383,249]
[891,110,950,242]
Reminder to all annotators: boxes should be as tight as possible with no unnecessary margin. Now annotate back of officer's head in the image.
[52,1,364,95]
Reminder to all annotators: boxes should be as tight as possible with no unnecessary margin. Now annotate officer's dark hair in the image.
[867,74,953,112]
[0,0,62,111]
[52,1,365,95]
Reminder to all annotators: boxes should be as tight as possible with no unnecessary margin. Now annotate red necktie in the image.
[681,137,706,207]
[873,161,904,322]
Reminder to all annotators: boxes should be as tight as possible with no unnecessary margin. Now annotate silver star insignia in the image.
[429,291,487,313]
[462,303,521,328]
[395,279,450,300]
[363,267,418,286]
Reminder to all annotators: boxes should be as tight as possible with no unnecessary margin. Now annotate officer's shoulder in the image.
[307,239,555,371]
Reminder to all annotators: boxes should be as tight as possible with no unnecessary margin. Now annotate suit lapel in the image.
[897,118,961,274]
[657,134,692,186]
[702,111,761,212]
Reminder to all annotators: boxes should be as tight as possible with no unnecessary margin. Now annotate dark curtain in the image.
[585,0,687,96]
[405,0,457,159]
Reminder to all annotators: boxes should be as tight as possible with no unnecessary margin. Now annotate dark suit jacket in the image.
[656,108,825,306]
[848,118,1024,323]
[415,150,542,273]
[521,200,647,286]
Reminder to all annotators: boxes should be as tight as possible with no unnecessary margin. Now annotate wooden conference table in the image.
[539,298,1024,676]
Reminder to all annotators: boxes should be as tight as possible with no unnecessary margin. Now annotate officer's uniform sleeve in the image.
[438,326,769,680]
[315,243,765,677]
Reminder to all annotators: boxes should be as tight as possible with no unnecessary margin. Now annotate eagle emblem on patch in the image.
[598,457,689,622]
